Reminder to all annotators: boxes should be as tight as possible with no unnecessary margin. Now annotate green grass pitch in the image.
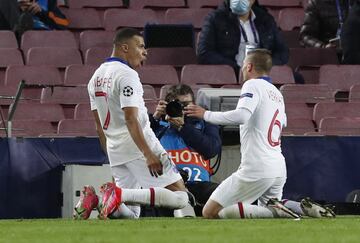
[1,217,360,243]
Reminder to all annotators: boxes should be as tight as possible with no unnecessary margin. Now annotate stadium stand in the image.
[79,30,115,53]
[186,0,223,8]
[84,47,112,65]
[164,8,213,29]
[280,84,336,104]
[159,84,211,100]
[284,102,313,120]
[26,47,82,68]
[313,102,360,126]
[59,8,103,30]
[10,103,65,122]
[40,86,89,105]
[181,64,237,86]
[64,64,98,86]
[74,103,93,120]
[283,118,315,135]
[57,119,97,136]
[0,120,56,137]
[221,84,243,89]
[103,9,158,31]
[0,49,24,86]
[143,84,158,114]
[288,48,339,70]
[144,47,197,66]
[258,0,302,7]
[349,84,360,103]
[281,30,302,48]
[319,117,360,135]
[278,8,305,31]
[319,65,360,92]
[66,0,126,9]
[268,65,295,86]
[0,31,18,48]
[21,30,78,54]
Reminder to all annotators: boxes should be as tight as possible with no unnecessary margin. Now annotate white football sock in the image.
[121,188,188,209]
[219,203,274,219]
[282,200,304,215]
[110,203,140,219]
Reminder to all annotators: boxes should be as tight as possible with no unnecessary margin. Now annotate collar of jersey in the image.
[105,57,129,67]
[257,76,272,83]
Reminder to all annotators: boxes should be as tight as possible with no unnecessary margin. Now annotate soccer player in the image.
[75,28,191,220]
[185,49,334,219]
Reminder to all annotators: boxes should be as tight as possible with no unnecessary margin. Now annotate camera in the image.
[166,100,184,117]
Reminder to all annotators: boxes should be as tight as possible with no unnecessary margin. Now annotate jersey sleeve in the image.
[87,79,97,111]
[236,80,260,113]
[118,70,142,109]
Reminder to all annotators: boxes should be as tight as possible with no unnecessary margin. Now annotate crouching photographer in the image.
[148,84,222,216]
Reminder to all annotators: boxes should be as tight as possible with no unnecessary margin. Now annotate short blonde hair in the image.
[246,49,272,73]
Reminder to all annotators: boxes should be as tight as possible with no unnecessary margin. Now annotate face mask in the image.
[230,0,250,16]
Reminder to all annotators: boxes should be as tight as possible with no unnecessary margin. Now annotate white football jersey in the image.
[88,58,165,166]
[236,77,287,180]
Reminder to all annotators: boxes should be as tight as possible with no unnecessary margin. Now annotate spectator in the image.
[300,0,352,49]
[0,0,68,38]
[341,0,360,64]
[197,0,289,74]
[149,84,222,216]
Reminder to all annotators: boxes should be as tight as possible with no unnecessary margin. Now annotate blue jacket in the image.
[149,116,222,182]
[197,1,289,69]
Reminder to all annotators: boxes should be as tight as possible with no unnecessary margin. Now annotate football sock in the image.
[121,187,188,209]
[282,200,304,215]
[110,203,140,219]
[218,203,274,219]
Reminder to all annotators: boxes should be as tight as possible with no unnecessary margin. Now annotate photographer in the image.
[149,84,222,216]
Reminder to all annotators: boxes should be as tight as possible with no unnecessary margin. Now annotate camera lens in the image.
[166,100,183,117]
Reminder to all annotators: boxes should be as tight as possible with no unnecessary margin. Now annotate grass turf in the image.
[0,217,360,243]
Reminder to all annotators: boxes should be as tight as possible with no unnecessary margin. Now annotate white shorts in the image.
[210,172,286,208]
[111,153,182,189]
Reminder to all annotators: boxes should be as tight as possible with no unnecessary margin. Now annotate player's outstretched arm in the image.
[123,107,163,177]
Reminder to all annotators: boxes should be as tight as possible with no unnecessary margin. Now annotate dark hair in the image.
[246,49,272,73]
[165,84,195,103]
[113,28,142,44]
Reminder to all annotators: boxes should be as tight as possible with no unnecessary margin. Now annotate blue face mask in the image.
[230,0,250,16]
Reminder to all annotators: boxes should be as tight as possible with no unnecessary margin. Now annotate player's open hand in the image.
[145,152,163,177]
[184,105,206,119]
[153,100,167,120]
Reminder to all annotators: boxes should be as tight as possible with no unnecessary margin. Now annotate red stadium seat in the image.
[159,84,211,100]
[137,65,179,85]
[283,118,315,135]
[181,64,237,86]
[74,103,93,120]
[145,47,197,66]
[285,102,313,120]
[103,9,158,31]
[0,120,56,137]
[84,47,112,65]
[64,64,97,86]
[10,103,65,122]
[79,30,115,52]
[221,84,243,89]
[269,65,295,86]
[281,30,302,48]
[0,31,18,48]
[319,65,360,92]
[187,0,223,8]
[313,102,360,125]
[0,85,42,105]
[319,117,360,135]
[143,84,158,100]
[61,8,103,30]
[21,30,77,54]
[164,8,212,29]
[278,8,305,31]
[26,47,82,67]
[259,0,302,7]
[349,84,360,103]
[280,84,335,104]
[130,0,186,9]
[57,119,97,136]
[0,49,24,85]
[67,0,125,8]
[40,86,89,105]
[288,48,339,70]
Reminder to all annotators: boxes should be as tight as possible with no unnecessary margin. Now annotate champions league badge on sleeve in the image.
[123,86,134,97]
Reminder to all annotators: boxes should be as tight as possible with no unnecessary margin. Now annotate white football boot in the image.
[300,197,336,218]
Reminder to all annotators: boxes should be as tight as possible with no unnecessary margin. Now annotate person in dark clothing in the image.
[341,0,360,64]
[0,0,68,37]
[197,0,289,73]
[148,84,222,216]
[300,0,353,48]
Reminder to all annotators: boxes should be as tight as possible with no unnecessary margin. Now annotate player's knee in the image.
[202,206,217,219]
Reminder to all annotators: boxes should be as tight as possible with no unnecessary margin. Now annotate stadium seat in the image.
[84,47,112,65]
[79,30,115,52]
[318,117,360,135]
[349,84,360,103]
[280,84,335,104]
[269,65,295,86]
[103,9,158,31]
[259,0,302,7]
[319,65,360,92]
[145,47,197,66]
[164,8,213,29]
[67,0,125,9]
[21,30,78,54]
[40,86,89,105]
[60,8,103,30]
[181,64,237,86]
[143,84,158,100]
[64,64,97,86]
[26,47,82,68]
[313,102,360,125]
[0,48,24,86]
[159,84,211,100]
[285,102,313,120]
[278,8,305,31]
[0,120,56,137]
[297,66,320,84]
[0,31,18,48]
[0,85,42,105]
[283,118,315,135]
[10,103,65,122]
[57,119,97,136]
[5,65,63,87]
[288,48,339,70]
[130,0,186,9]
[221,84,243,89]
[137,65,179,86]
[74,103,93,120]
[281,30,302,48]
[267,9,281,23]
[187,0,223,8]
